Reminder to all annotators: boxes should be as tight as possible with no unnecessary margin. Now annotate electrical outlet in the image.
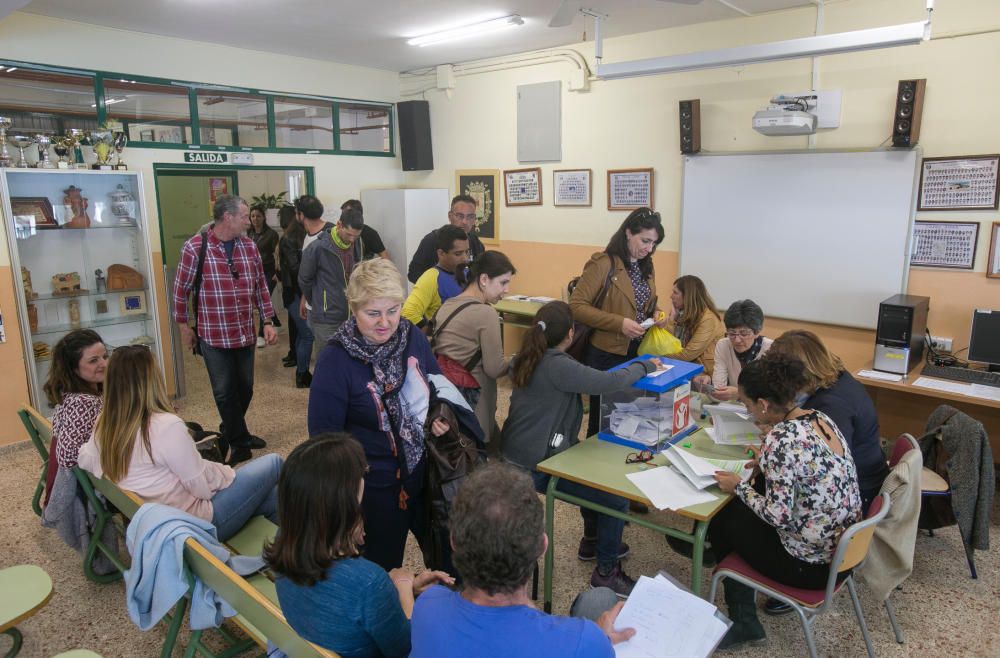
[930,336,953,352]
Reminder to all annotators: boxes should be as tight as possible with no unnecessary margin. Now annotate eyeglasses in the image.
[227,258,240,280]
[625,450,655,464]
[726,330,755,338]
[450,212,477,221]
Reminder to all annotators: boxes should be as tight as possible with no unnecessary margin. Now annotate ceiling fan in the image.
[549,0,704,28]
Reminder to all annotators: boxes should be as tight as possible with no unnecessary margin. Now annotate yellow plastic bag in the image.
[638,325,682,356]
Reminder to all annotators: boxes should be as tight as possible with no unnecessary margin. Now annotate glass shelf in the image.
[32,313,152,336]
[31,286,145,301]
[38,223,138,231]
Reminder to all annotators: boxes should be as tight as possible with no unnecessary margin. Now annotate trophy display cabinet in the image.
[0,169,164,415]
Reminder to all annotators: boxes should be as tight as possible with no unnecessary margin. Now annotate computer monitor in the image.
[968,309,1000,372]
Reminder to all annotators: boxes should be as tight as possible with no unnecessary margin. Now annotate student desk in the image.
[494,298,544,329]
[858,362,1000,463]
[536,430,748,610]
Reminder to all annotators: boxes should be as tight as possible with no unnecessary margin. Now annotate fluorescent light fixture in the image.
[407,14,524,47]
[5,67,17,73]
[597,21,929,79]
[91,97,127,107]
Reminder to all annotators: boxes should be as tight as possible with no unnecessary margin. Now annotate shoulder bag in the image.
[565,255,616,362]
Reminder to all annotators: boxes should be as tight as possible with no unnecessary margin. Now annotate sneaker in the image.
[256,336,265,348]
[763,597,794,616]
[249,435,267,449]
[590,563,636,598]
[577,537,630,561]
[665,534,717,567]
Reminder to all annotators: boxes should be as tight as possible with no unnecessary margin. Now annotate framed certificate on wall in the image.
[607,168,653,211]
[553,169,592,206]
[504,167,542,206]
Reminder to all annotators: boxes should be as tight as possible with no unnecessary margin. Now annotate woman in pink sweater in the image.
[78,346,280,540]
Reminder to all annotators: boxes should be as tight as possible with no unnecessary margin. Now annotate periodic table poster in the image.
[911,221,979,269]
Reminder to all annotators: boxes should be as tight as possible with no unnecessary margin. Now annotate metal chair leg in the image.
[847,578,877,658]
[884,596,904,644]
[2,627,23,658]
[795,608,819,658]
[965,547,978,579]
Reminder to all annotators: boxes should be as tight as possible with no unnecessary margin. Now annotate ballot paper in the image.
[625,466,716,510]
[609,401,668,446]
[614,575,728,658]
[704,405,762,446]
[665,446,753,490]
[527,295,557,303]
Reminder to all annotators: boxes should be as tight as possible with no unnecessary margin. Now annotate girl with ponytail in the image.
[502,300,661,597]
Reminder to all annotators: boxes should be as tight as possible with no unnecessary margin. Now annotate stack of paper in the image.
[625,466,716,511]
[609,400,666,446]
[704,405,762,446]
[614,575,729,657]
[665,446,753,490]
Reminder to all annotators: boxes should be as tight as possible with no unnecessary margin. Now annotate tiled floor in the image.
[1,310,998,657]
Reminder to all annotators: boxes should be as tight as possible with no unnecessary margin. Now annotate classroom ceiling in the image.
[17,0,818,72]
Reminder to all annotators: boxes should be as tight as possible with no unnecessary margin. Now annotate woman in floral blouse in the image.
[709,352,861,650]
[42,329,109,506]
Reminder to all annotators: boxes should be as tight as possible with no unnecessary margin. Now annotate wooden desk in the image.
[536,431,747,608]
[858,362,1000,462]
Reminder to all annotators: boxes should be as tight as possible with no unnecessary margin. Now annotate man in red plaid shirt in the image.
[173,194,277,466]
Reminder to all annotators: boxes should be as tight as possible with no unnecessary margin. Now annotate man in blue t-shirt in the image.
[410,463,635,658]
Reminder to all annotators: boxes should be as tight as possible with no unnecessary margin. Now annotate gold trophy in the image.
[34,134,57,169]
[87,128,115,170]
[112,130,128,170]
[0,117,12,167]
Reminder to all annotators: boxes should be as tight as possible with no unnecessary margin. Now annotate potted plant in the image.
[251,191,288,227]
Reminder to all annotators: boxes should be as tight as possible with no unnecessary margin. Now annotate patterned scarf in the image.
[333,317,425,472]
[736,336,765,367]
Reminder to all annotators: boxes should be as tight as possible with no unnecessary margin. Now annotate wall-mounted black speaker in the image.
[398,100,433,170]
[679,99,701,154]
[891,79,925,148]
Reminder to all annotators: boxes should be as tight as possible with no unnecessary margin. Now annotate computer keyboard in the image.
[920,364,1000,388]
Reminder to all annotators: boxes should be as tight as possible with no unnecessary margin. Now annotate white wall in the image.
[401,0,1000,266]
[0,11,405,255]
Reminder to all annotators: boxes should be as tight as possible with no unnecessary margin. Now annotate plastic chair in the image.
[17,407,52,517]
[0,565,54,658]
[709,493,891,658]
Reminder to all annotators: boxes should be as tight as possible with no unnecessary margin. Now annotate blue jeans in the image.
[200,343,255,453]
[286,294,314,374]
[532,471,628,571]
[211,454,282,541]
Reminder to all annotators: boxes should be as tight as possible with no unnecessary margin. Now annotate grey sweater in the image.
[501,349,655,470]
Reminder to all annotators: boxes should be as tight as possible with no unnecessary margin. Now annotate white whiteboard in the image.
[679,150,920,329]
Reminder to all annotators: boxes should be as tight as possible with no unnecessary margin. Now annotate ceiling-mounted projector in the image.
[753,95,818,136]
[752,108,817,135]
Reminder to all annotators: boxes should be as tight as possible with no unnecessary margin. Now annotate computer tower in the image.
[873,294,929,374]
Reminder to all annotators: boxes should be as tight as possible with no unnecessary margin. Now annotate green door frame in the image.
[152,163,315,255]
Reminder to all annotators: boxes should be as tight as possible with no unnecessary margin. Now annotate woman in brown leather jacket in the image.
[569,207,668,436]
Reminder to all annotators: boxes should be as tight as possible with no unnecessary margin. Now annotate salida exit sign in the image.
[182,152,254,165]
